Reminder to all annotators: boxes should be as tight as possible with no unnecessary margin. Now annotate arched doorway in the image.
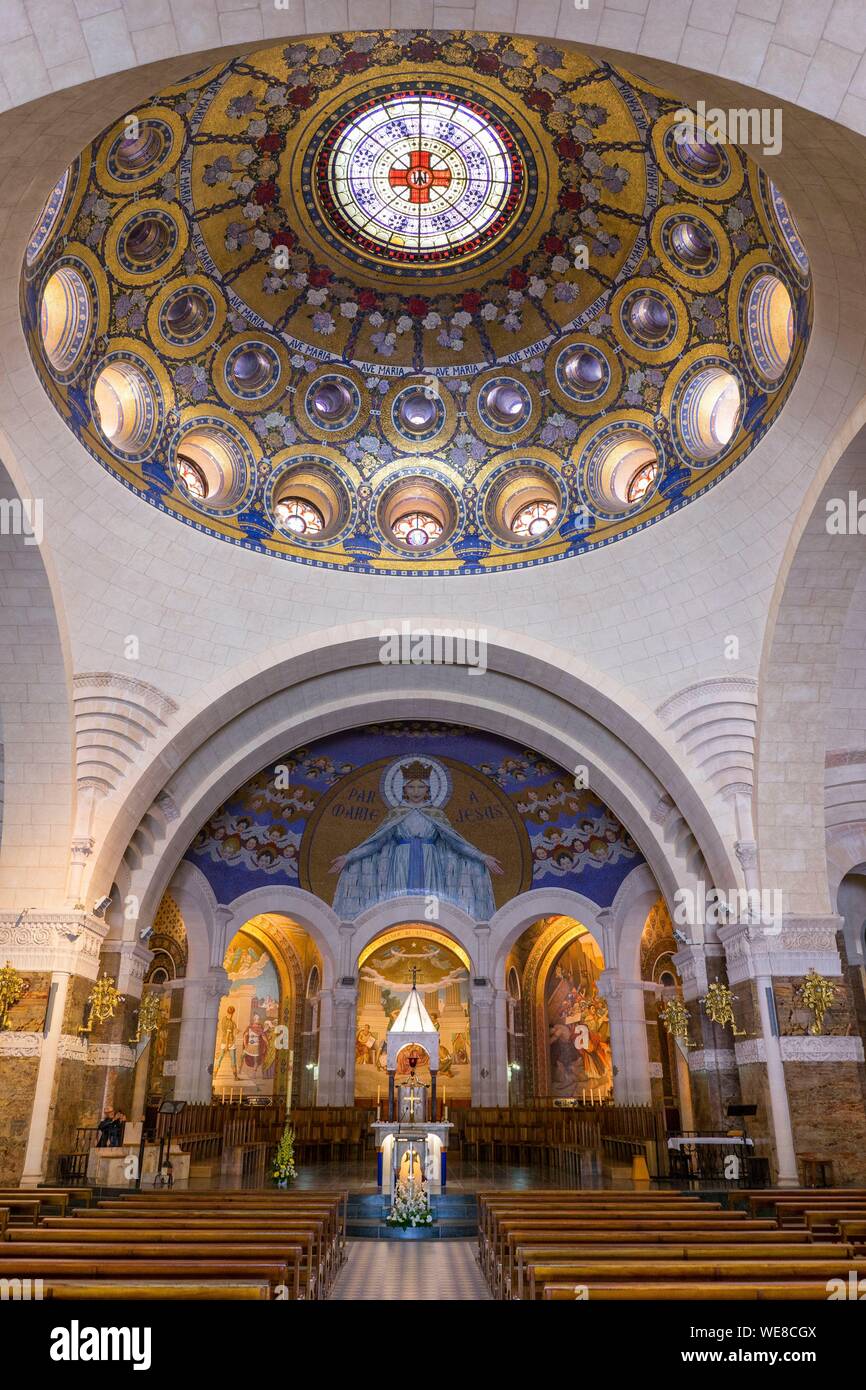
[506,915,612,1101]
[354,926,472,1108]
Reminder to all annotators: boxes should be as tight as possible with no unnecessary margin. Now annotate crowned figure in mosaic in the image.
[329,756,502,918]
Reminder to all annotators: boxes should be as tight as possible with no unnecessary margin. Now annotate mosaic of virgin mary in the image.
[328,756,503,918]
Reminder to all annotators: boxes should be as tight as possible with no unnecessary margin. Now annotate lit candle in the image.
[377,1085,381,1105]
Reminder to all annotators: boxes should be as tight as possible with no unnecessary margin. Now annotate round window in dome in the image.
[275,497,325,536]
[745,273,793,383]
[177,455,208,500]
[677,365,741,461]
[392,511,443,547]
[92,360,159,455]
[173,424,248,510]
[378,475,456,552]
[582,426,662,514]
[26,171,70,266]
[511,499,558,538]
[313,89,526,267]
[40,265,92,374]
[159,287,214,345]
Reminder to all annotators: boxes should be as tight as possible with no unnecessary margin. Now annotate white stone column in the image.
[719,919,824,1187]
[21,969,71,1187]
[470,981,496,1104]
[597,969,652,1104]
[173,967,228,1102]
[332,982,358,1106]
[315,989,335,1104]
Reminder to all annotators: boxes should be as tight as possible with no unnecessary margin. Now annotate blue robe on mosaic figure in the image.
[330,758,501,918]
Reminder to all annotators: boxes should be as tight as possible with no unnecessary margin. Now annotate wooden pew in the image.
[0,1190,71,1217]
[485,1212,770,1288]
[94,1193,347,1258]
[541,1281,834,1301]
[0,1257,293,1298]
[510,1242,852,1301]
[0,1198,41,1226]
[13,1226,321,1299]
[46,1281,270,1301]
[525,1257,866,1301]
[0,1243,305,1300]
[85,1203,342,1284]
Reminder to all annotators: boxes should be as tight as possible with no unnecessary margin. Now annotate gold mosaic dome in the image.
[21,30,812,575]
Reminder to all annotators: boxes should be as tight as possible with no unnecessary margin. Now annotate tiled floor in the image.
[329,1239,491,1301]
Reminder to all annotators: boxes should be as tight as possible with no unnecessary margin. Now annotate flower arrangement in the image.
[272,1123,297,1185]
[386,1179,433,1229]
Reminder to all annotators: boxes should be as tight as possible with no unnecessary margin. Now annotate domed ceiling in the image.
[21,30,812,576]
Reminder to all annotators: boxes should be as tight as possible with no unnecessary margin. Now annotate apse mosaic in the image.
[21,31,812,574]
[355,930,472,1101]
[185,721,643,914]
[212,930,281,1099]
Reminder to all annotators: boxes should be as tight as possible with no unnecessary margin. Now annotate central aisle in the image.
[329,1240,492,1300]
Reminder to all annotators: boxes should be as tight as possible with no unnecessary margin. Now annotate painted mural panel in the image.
[212,932,281,1100]
[546,935,612,1100]
[355,930,471,1104]
[186,722,642,917]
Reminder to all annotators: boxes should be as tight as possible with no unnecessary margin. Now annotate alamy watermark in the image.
[673,881,783,936]
[826,491,866,534]
[0,497,43,545]
[673,100,782,159]
[379,621,487,675]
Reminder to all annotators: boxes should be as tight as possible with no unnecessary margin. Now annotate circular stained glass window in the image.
[511,499,558,538]
[315,89,524,265]
[392,510,444,547]
[275,497,325,536]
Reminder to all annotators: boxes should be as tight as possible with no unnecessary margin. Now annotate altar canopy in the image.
[386,979,439,1073]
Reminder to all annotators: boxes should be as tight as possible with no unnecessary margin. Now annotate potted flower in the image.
[386,1178,434,1235]
[272,1122,297,1186]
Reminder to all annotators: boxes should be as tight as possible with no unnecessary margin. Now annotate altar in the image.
[373,975,452,1197]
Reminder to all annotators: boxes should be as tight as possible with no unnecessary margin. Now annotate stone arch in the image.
[755,428,866,915]
[0,454,74,911]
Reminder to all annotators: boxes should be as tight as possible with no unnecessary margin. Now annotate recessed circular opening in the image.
[673,135,724,177]
[769,181,809,275]
[275,497,325,536]
[565,351,604,388]
[271,461,349,541]
[485,465,562,544]
[746,273,793,382]
[626,459,658,503]
[306,376,358,429]
[174,426,246,508]
[161,289,211,342]
[92,361,157,452]
[629,293,671,342]
[115,125,165,173]
[393,511,443,547]
[512,499,558,538]
[120,214,173,268]
[669,219,713,267]
[26,171,69,266]
[40,265,91,372]
[398,389,439,434]
[229,347,274,394]
[480,380,530,429]
[679,366,741,460]
[177,455,208,499]
[585,429,661,513]
[379,477,456,551]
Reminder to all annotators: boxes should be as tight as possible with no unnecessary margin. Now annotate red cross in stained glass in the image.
[389,150,452,204]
